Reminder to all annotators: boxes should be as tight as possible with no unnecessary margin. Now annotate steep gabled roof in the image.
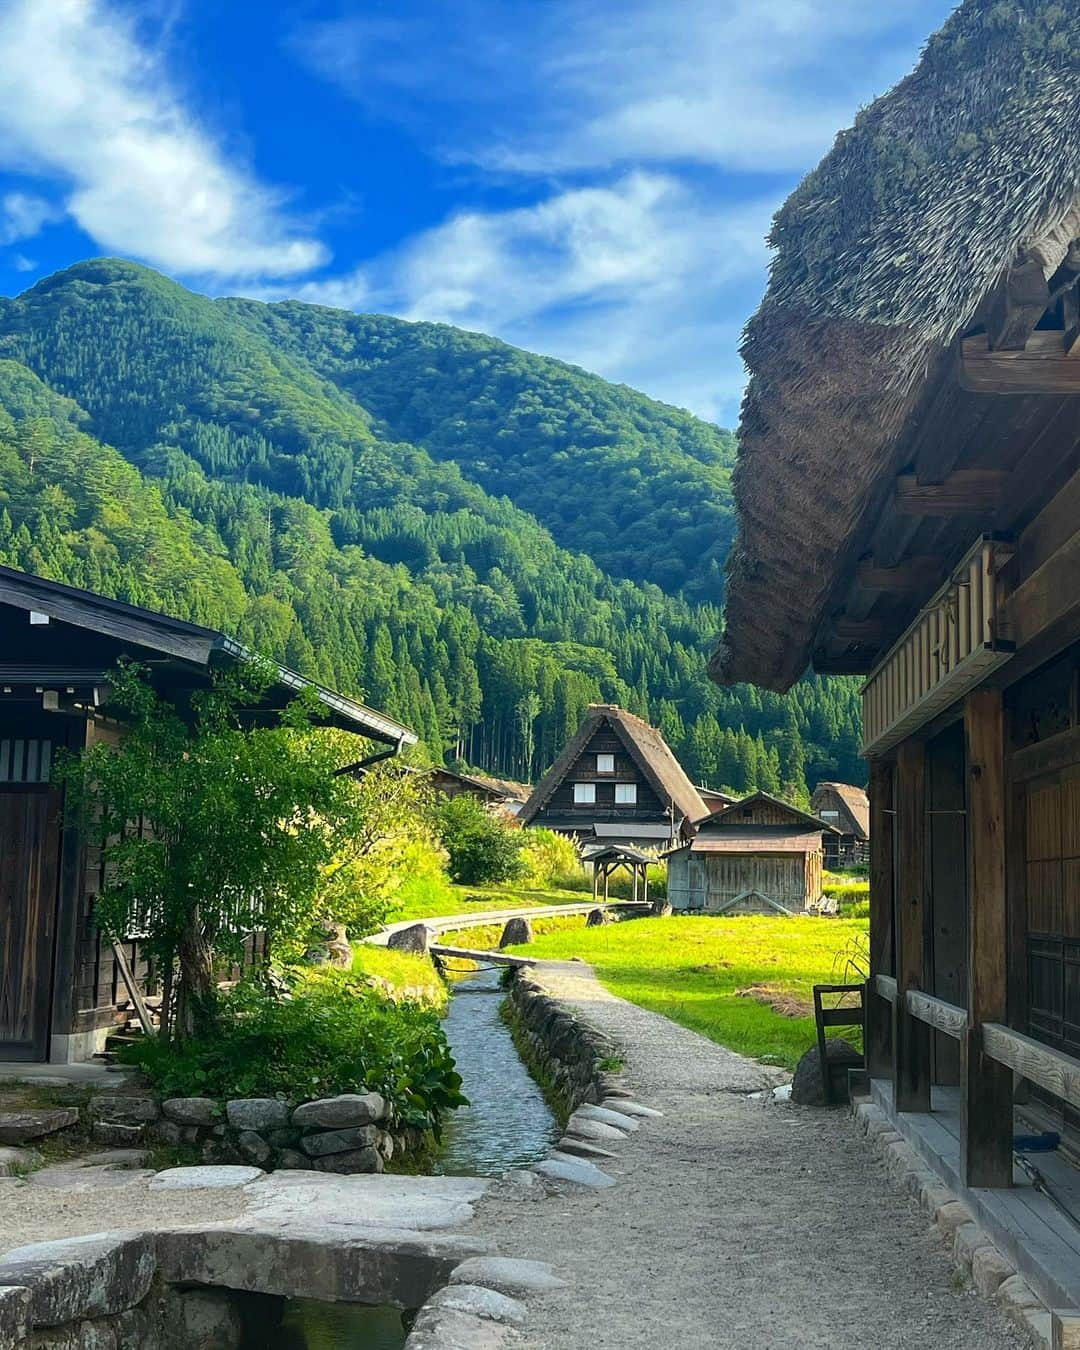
[700,790,839,834]
[520,704,707,825]
[0,565,416,746]
[811,782,870,840]
[711,0,1080,690]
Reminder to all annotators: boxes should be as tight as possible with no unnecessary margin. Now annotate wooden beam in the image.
[894,739,931,1112]
[875,973,898,1004]
[985,253,1050,351]
[905,989,967,1041]
[960,331,1080,395]
[999,523,1080,653]
[855,557,943,595]
[830,618,887,644]
[982,1023,1080,1110]
[962,689,1013,1188]
[867,759,894,1079]
[895,470,1009,516]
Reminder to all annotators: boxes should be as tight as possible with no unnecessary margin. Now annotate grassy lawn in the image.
[505,915,869,1071]
[349,944,448,1008]
[440,913,588,950]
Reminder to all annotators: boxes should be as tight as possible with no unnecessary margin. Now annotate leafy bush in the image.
[437,796,524,885]
[518,828,587,890]
[390,834,458,920]
[121,971,467,1137]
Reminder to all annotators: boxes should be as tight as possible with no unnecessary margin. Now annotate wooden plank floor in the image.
[872,1079,1080,1310]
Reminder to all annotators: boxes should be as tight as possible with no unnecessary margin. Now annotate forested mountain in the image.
[0,259,863,798]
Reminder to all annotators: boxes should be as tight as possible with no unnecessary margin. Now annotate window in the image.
[596,753,615,774]
[573,783,596,804]
[820,810,840,821]
[615,783,637,804]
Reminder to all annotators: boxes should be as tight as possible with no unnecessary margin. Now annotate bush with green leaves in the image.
[518,828,587,890]
[436,795,524,885]
[121,970,467,1138]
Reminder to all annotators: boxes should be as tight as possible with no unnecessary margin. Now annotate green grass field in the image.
[392,881,592,922]
[350,944,448,1007]
[506,915,869,1070]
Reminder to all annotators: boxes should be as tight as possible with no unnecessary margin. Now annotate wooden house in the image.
[711,0,1080,1309]
[666,792,831,915]
[697,786,737,815]
[429,767,530,816]
[0,567,415,1065]
[810,782,870,867]
[519,704,707,850]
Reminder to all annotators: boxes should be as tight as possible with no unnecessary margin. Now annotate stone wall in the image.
[507,970,624,1113]
[89,1089,416,1174]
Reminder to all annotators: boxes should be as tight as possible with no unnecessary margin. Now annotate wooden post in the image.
[632,866,639,904]
[867,758,894,1079]
[962,688,1013,1188]
[592,865,599,902]
[603,866,609,904]
[643,868,649,908]
[895,739,931,1112]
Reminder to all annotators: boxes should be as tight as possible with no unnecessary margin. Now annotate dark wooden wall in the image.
[534,724,667,826]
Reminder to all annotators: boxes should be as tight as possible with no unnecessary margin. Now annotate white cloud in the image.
[0,192,62,245]
[10,253,37,273]
[294,0,951,176]
[0,0,327,279]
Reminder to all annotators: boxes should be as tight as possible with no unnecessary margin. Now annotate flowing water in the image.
[258,965,556,1346]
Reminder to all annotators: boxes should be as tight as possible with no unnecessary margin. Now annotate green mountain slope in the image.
[0,259,863,795]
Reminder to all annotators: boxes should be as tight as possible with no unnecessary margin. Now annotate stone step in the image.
[0,1109,78,1145]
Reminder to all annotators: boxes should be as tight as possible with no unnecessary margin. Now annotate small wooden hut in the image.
[810,782,870,867]
[0,567,415,1064]
[666,792,831,915]
[711,0,1080,1310]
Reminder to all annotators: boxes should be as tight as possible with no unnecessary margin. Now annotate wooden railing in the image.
[905,990,967,1041]
[982,1023,1080,1111]
[874,974,898,1004]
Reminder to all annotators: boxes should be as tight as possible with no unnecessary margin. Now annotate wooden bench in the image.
[813,982,866,1105]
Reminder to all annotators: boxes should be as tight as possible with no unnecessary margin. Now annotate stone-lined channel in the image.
[263,964,557,1346]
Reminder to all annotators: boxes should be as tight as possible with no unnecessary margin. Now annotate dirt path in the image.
[472,964,1026,1350]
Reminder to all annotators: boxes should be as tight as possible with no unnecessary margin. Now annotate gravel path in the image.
[472,963,1027,1350]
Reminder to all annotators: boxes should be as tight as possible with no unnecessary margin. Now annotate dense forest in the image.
[0,259,863,800]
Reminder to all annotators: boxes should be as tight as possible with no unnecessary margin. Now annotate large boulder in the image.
[226,1099,290,1132]
[291,1093,387,1130]
[790,1038,863,1106]
[499,917,533,948]
[650,900,673,917]
[586,908,612,927]
[162,1098,216,1127]
[387,923,432,954]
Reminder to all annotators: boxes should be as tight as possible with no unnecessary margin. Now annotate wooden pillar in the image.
[866,757,894,1079]
[962,688,1013,1188]
[632,866,639,904]
[643,868,649,907]
[603,866,609,904]
[895,739,931,1112]
[592,865,599,902]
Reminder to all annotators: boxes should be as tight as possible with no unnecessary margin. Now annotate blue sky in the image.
[0,0,956,425]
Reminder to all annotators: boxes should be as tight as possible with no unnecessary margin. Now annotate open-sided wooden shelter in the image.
[520,704,706,850]
[0,567,415,1064]
[665,792,830,915]
[712,0,1080,1309]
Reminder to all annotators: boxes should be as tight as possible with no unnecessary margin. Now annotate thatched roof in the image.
[520,704,707,825]
[810,782,870,840]
[712,0,1080,691]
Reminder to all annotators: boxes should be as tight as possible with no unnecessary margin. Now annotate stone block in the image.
[0,1111,78,1145]
[953,1223,987,1272]
[532,1157,615,1189]
[90,1122,145,1148]
[0,1145,39,1177]
[449,1257,568,1298]
[162,1098,216,1127]
[405,1306,513,1349]
[972,1246,1014,1297]
[1023,1308,1053,1348]
[292,1094,386,1130]
[387,923,431,954]
[499,917,533,948]
[556,1137,617,1161]
[934,1200,974,1236]
[300,1126,379,1158]
[564,1115,626,1145]
[884,1139,920,1183]
[264,1127,300,1150]
[149,1166,264,1190]
[236,1132,273,1167]
[376,1131,394,1163]
[225,1099,290,1132]
[996,1274,1040,1320]
[0,1284,32,1347]
[1053,1310,1080,1349]
[169,1287,244,1350]
[311,1146,382,1174]
[88,1097,158,1126]
[0,1232,155,1326]
[598,1099,661,1119]
[426,1284,525,1326]
[276,1150,310,1170]
[77,1151,149,1170]
[571,1104,638,1133]
[155,1120,200,1147]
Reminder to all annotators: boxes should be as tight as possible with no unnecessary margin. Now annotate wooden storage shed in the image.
[810,782,870,867]
[0,566,415,1064]
[711,0,1080,1313]
[666,792,831,915]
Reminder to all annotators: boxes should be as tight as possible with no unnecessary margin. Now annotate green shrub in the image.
[121,971,467,1137]
[519,828,587,889]
[437,796,524,885]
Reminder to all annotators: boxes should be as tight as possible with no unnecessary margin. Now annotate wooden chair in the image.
[812,982,866,1105]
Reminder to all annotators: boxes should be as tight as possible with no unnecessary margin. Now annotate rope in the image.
[1015,1153,1080,1231]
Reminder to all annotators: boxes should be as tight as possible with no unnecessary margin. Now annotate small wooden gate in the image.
[0,787,61,1060]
